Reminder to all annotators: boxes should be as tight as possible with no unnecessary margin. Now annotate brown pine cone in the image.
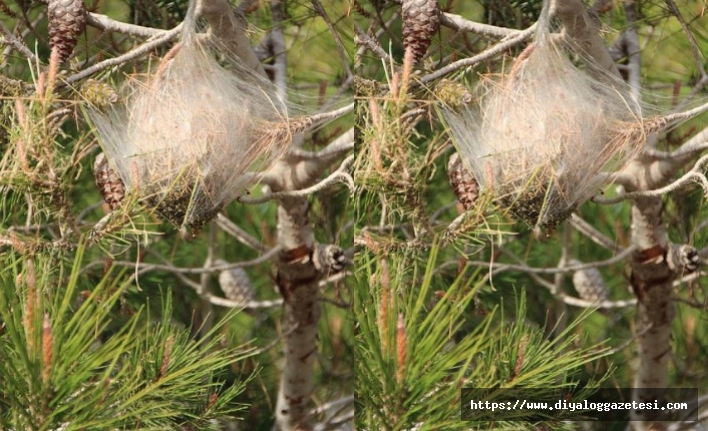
[448,152,478,211]
[47,0,86,63]
[570,260,609,303]
[93,152,125,211]
[401,0,440,63]
[217,260,255,304]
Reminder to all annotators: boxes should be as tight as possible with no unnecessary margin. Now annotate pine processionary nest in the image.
[443,26,648,229]
[88,8,294,230]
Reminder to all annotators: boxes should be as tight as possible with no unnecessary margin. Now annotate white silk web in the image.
[442,8,657,229]
[89,2,297,229]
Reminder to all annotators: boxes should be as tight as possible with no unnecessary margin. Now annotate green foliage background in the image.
[0,0,353,429]
[353,0,708,429]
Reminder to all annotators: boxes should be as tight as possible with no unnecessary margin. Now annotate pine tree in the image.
[354,0,708,429]
[0,1,354,430]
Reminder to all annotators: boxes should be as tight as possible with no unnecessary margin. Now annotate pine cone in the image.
[401,0,440,63]
[571,260,609,302]
[47,0,86,63]
[93,152,125,211]
[448,152,478,211]
[217,261,255,304]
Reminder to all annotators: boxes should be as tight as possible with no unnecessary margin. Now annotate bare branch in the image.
[419,24,536,84]
[354,25,391,62]
[85,13,166,38]
[468,246,635,274]
[665,0,707,86]
[92,246,282,275]
[439,12,521,38]
[66,25,182,84]
[288,128,354,161]
[312,0,353,80]
[215,213,268,252]
[569,213,623,252]
[644,126,708,160]
[208,295,283,309]
[241,155,354,204]
[594,154,708,204]
[0,19,36,60]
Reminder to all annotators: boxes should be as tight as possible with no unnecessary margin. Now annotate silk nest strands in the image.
[443,30,647,229]
[89,20,292,229]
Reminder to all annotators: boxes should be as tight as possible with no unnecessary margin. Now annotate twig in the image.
[494,246,637,310]
[307,103,355,126]
[468,246,635,274]
[86,12,167,38]
[569,213,623,252]
[594,154,708,204]
[89,246,282,274]
[287,128,354,161]
[312,0,353,80]
[644,127,708,160]
[439,12,521,38]
[311,395,354,430]
[215,213,268,252]
[354,26,391,62]
[249,323,300,357]
[208,295,283,309]
[602,323,654,356]
[268,0,288,100]
[241,155,354,204]
[65,25,183,84]
[665,0,707,86]
[419,24,536,84]
[0,19,36,60]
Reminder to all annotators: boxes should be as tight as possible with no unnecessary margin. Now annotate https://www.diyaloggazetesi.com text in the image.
[461,388,698,422]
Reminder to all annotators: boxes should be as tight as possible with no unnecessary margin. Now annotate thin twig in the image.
[269,0,288,101]
[0,19,36,60]
[419,24,536,84]
[287,128,354,161]
[601,323,654,356]
[312,0,353,80]
[569,213,623,252]
[65,25,183,84]
[594,154,708,204]
[241,155,354,204]
[215,213,267,252]
[439,13,521,38]
[644,127,708,160]
[354,26,391,62]
[468,246,635,274]
[492,246,637,310]
[86,12,167,38]
[665,0,707,86]
[87,246,282,274]
[208,295,283,309]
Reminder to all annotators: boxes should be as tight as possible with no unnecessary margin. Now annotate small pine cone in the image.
[47,0,86,63]
[435,79,473,111]
[93,152,125,211]
[217,260,255,304]
[314,244,347,273]
[571,260,609,303]
[401,0,440,63]
[81,79,119,109]
[448,152,478,211]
